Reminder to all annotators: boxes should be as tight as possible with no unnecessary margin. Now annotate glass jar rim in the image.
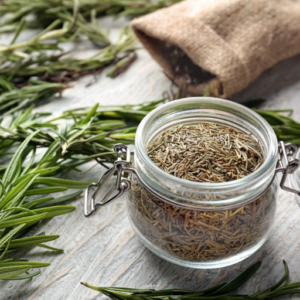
[135,97,278,206]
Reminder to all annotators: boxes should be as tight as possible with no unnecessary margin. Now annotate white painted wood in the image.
[1,20,300,300]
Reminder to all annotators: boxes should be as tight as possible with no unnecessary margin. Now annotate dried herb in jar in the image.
[147,122,264,183]
[128,122,276,262]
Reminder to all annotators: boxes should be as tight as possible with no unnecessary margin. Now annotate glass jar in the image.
[85,97,300,269]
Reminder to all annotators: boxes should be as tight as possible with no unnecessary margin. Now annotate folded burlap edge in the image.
[131,3,252,98]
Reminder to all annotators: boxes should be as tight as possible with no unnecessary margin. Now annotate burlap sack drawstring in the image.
[132,0,300,98]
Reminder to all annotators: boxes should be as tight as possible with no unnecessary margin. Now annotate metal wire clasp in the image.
[276,141,300,195]
[84,143,133,217]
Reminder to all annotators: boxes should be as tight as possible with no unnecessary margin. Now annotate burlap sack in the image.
[132,0,300,98]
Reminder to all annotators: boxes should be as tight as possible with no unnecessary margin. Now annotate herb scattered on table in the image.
[0,24,136,114]
[0,0,140,115]
[0,99,164,164]
[0,79,67,116]
[81,260,300,299]
[0,132,89,280]
[0,0,181,25]
[107,52,138,79]
[0,99,163,280]
[254,109,300,145]
[0,24,137,85]
[0,0,180,107]
[241,99,300,146]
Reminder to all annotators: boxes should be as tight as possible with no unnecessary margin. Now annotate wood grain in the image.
[1,21,300,300]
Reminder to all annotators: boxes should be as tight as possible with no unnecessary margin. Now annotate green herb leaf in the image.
[3,234,59,249]
[0,266,31,280]
[81,260,300,300]
[2,270,41,280]
[211,261,261,295]
[0,224,26,248]
[2,131,39,186]
[0,213,48,229]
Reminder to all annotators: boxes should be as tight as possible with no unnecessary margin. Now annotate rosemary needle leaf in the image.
[254,109,300,145]
[0,213,49,229]
[36,190,82,208]
[2,234,60,249]
[2,270,41,280]
[2,131,39,186]
[106,52,138,78]
[15,166,61,183]
[0,266,31,280]
[266,260,289,292]
[22,197,54,209]
[289,138,300,145]
[33,178,91,188]
[0,81,67,116]
[195,283,227,296]
[1,174,39,209]
[24,187,68,196]
[29,206,76,219]
[5,206,76,221]
[210,261,261,295]
[35,243,64,253]
[0,224,25,248]
[0,261,50,268]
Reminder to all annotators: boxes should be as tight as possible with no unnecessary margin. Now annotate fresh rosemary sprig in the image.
[240,99,300,146]
[81,260,300,299]
[0,0,181,26]
[0,132,91,280]
[0,79,67,116]
[0,99,164,163]
[107,52,138,78]
[0,0,109,45]
[0,99,164,280]
[254,109,300,145]
[0,0,176,102]
[0,24,137,84]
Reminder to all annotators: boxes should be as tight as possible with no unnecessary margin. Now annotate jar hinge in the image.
[84,143,134,217]
[275,141,300,196]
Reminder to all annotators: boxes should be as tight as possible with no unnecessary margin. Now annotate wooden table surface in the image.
[1,19,300,300]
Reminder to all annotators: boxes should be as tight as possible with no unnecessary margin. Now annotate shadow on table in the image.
[136,240,270,290]
[231,53,300,103]
[134,236,281,296]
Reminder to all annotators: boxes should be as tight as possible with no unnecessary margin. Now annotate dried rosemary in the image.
[147,122,264,182]
[128,122,276,262]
